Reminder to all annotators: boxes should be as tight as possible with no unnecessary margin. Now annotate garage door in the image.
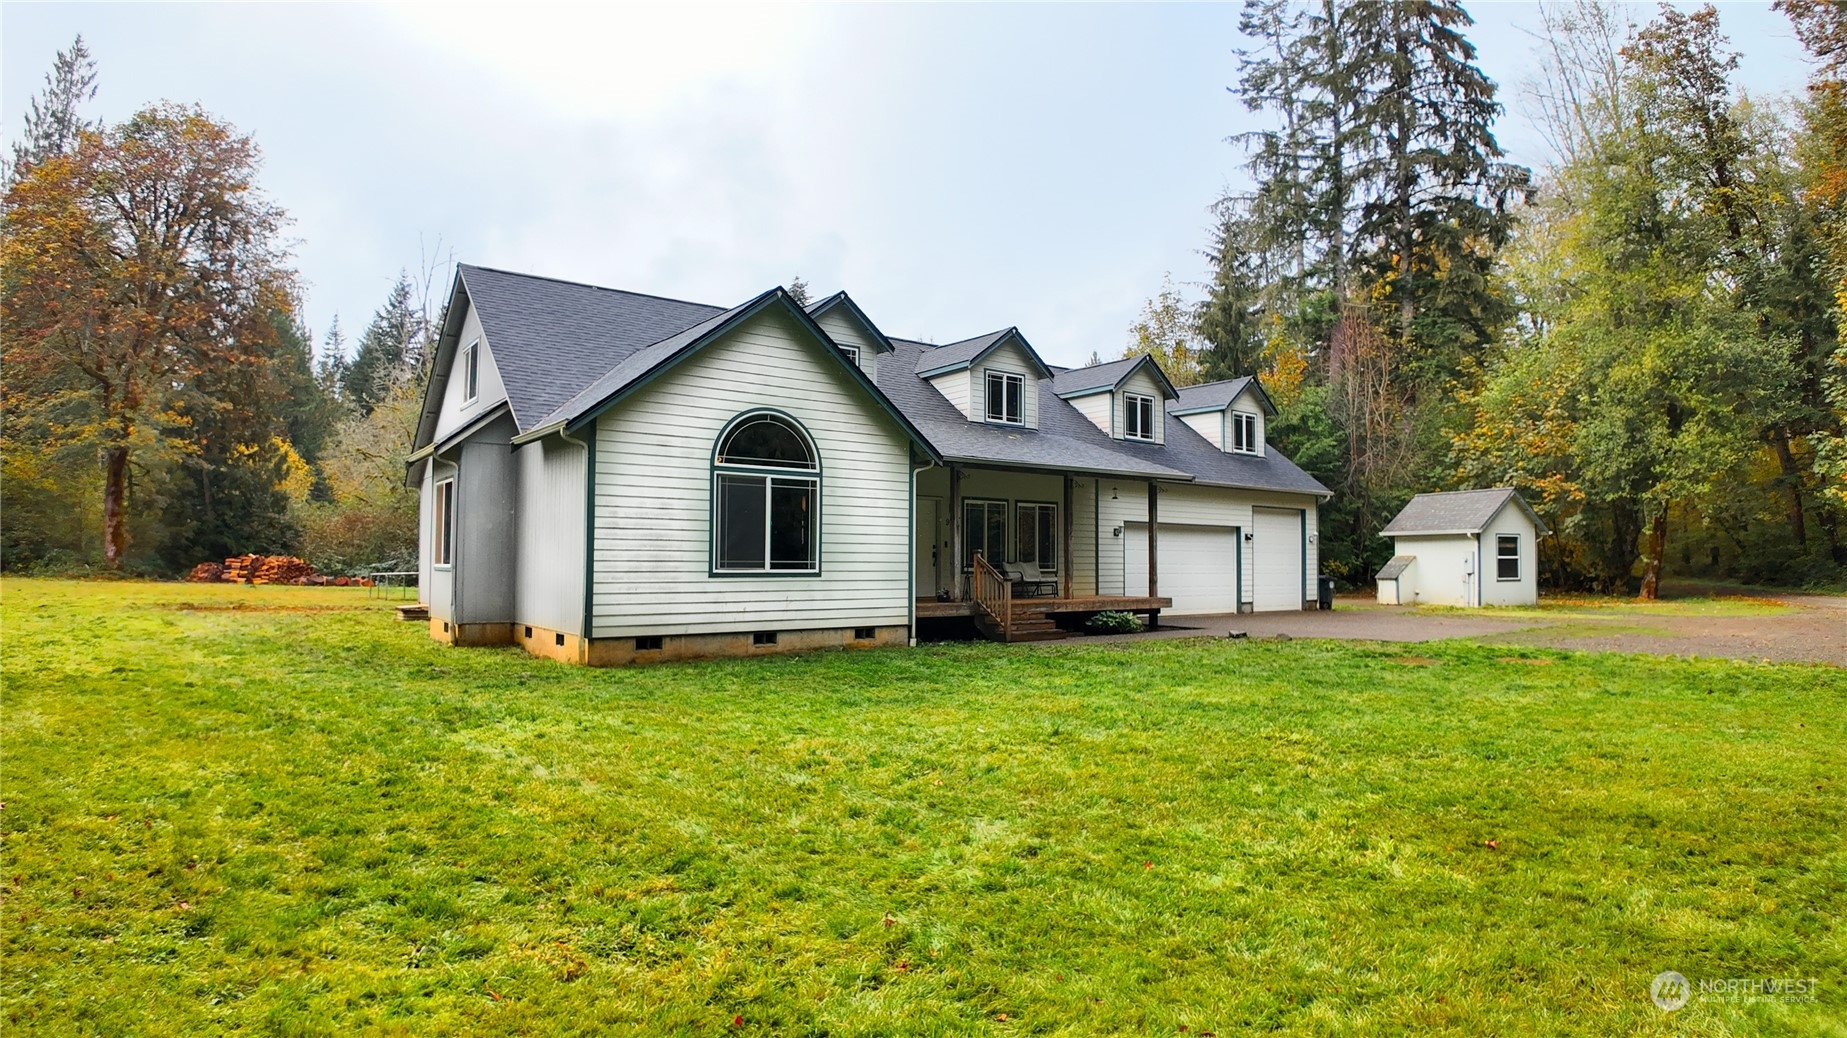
[1252,507,1304,611]
[1123,523,1239,615]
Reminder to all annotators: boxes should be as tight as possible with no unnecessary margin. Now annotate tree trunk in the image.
[102,445,129,570]
[1639,512,1667,601]
[1769,427,1807,549]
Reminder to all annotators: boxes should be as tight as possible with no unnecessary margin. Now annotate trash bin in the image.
[1317,575,1336,610]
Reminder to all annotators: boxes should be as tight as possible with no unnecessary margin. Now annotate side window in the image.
[1231,411,1259,454]
[462,341,480,403]
[1497,534,1520,580]
[984,371,1024,424]
[434,479,455,566]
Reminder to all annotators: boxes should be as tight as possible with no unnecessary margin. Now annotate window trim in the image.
[1230,410,1260,455]
[1015,501,1059,573]
[1496,533,1521,581]
[710,409,823,577]
[984,370,1025,425]
[433,477,455,568]
[961,497,1010,570]
[462,340,480,403]
[838,343,860,366]
[1124,393,1157,441]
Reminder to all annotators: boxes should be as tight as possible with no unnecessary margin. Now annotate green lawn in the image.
[3,578,1843,1036]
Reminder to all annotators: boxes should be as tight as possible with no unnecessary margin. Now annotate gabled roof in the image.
[805,292,894,354]
[1050,354,1178,401]
[913,327,1053,380]
[1170,376,1276,417]
[1379,488,1550,537]
[1153,409,1332,497]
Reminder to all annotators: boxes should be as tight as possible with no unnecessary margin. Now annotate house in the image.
[1375,488,1548,607]
[406,264,1332,664]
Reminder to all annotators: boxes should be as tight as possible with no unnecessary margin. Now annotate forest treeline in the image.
[1131,0,1847,594]
[4,3,1845,594]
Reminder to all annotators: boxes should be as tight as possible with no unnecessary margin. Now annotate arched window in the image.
[712,411,820,573]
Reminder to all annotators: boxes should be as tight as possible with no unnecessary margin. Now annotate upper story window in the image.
[985,371,1024,425]
[1231,410,1259,454]
[838,343,860,367]
[712,412,820,574]
[1497,534,1520,581]
[1124,393,1156,441]
[462,341,480,402]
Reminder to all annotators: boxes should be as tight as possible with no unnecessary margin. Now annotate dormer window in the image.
[838,343,860,367]
[462,341,480,403]
[985,371,1024,425]
[1231,410,1259,454]
[1124,393,1156,441]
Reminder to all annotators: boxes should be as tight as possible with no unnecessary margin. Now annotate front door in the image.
[915,497,941,597]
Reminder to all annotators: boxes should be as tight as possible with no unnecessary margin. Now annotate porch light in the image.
[1112,526,1123,537]
[1244,532,1254,543]
[1111,486,1119,500]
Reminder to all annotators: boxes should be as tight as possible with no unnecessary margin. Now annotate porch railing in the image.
[970,550,1012,640]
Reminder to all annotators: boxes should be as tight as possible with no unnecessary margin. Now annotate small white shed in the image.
[1375,488,1548,607]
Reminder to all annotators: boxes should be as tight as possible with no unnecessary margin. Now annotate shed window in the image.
[1497,534,1520,581]
[713,412,820,574]
[985,371,1024,425]
[433,479,455,566]
[1231,411,1259,454]
[1124,393,1156,441]
[462,341,480,403]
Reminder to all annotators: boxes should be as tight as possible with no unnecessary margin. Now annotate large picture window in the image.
[433,479,455,566]
[1124,393,1156,440]
[1016,502,1058,571]
[713,412,820,574]
[1497,534,1520,581]
[985,371,1024,424]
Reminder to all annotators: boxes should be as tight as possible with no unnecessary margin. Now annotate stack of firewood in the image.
[252,556,316,584]
[186,562,224,583]
[190,554,377,587]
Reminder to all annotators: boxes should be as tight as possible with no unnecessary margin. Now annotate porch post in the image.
[1147,483,1160,630]
[1062,475,1074,599]
[950,464,964,600]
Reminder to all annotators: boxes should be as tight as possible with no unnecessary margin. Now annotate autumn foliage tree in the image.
[1,103,296,569]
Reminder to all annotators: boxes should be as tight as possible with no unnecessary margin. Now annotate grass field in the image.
[3,578,1843,1036]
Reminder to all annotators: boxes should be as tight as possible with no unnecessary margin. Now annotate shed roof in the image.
[1375,555,1416,581]
[1379,488,1549,537]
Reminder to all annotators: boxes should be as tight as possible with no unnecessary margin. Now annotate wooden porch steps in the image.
[395,603,430,622]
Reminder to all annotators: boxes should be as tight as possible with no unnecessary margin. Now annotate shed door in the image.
[1252,507,1304,612]
[1123,523,1240,615]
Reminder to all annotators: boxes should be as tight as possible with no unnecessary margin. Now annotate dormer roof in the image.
[1169,375,1277,417]
[804,291,894,354]
[913,327,1053,379]
[1050,353,1178,400]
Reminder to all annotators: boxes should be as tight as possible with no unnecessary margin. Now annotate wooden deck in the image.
[915,595,1172,641]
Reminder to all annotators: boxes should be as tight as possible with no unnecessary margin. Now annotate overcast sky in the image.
[0,2,1818,367]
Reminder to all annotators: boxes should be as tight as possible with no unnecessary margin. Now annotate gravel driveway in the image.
[1107,594,1847,666]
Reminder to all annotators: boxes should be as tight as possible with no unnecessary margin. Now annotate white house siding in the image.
[1115,367,1167,444]
[512,436,587,634]
[1070,477,1101,596]
[1068,392,1113,436]
[424,456,457,621]
[1179,412,1223,450]
[813,310,880,381]
[915,466,1069,585]
[927,371,972,419]
[1390,534,1477,606]
[1228,386,1267,455]
[1479,507,1540,607]
[589,309,913,637]
[969,339,1041,429]
[433,303,510,442]
[454,415,519,625]
[1093,483,1317,607]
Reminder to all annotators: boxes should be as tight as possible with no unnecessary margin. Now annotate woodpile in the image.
[190,554,370,587]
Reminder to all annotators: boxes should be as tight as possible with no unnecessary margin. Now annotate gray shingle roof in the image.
[1379,488,1548,536]
[458,264,723,433]
[1375,555,1415,580]
[1049,354,1177,400]
[1171,376,1268,415]
[913,329,1014,376]
[532,295,759,430]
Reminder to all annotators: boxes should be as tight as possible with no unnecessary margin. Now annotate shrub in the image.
[1085,611,1145,634]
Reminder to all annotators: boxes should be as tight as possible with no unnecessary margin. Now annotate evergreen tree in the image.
[7,35,99,182]
[341,274,421,415]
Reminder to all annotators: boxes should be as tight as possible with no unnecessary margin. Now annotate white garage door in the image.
[1124,523,1240,615]
[1253,507,1305,612]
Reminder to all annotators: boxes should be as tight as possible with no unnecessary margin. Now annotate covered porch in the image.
[914,462,1173,642]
